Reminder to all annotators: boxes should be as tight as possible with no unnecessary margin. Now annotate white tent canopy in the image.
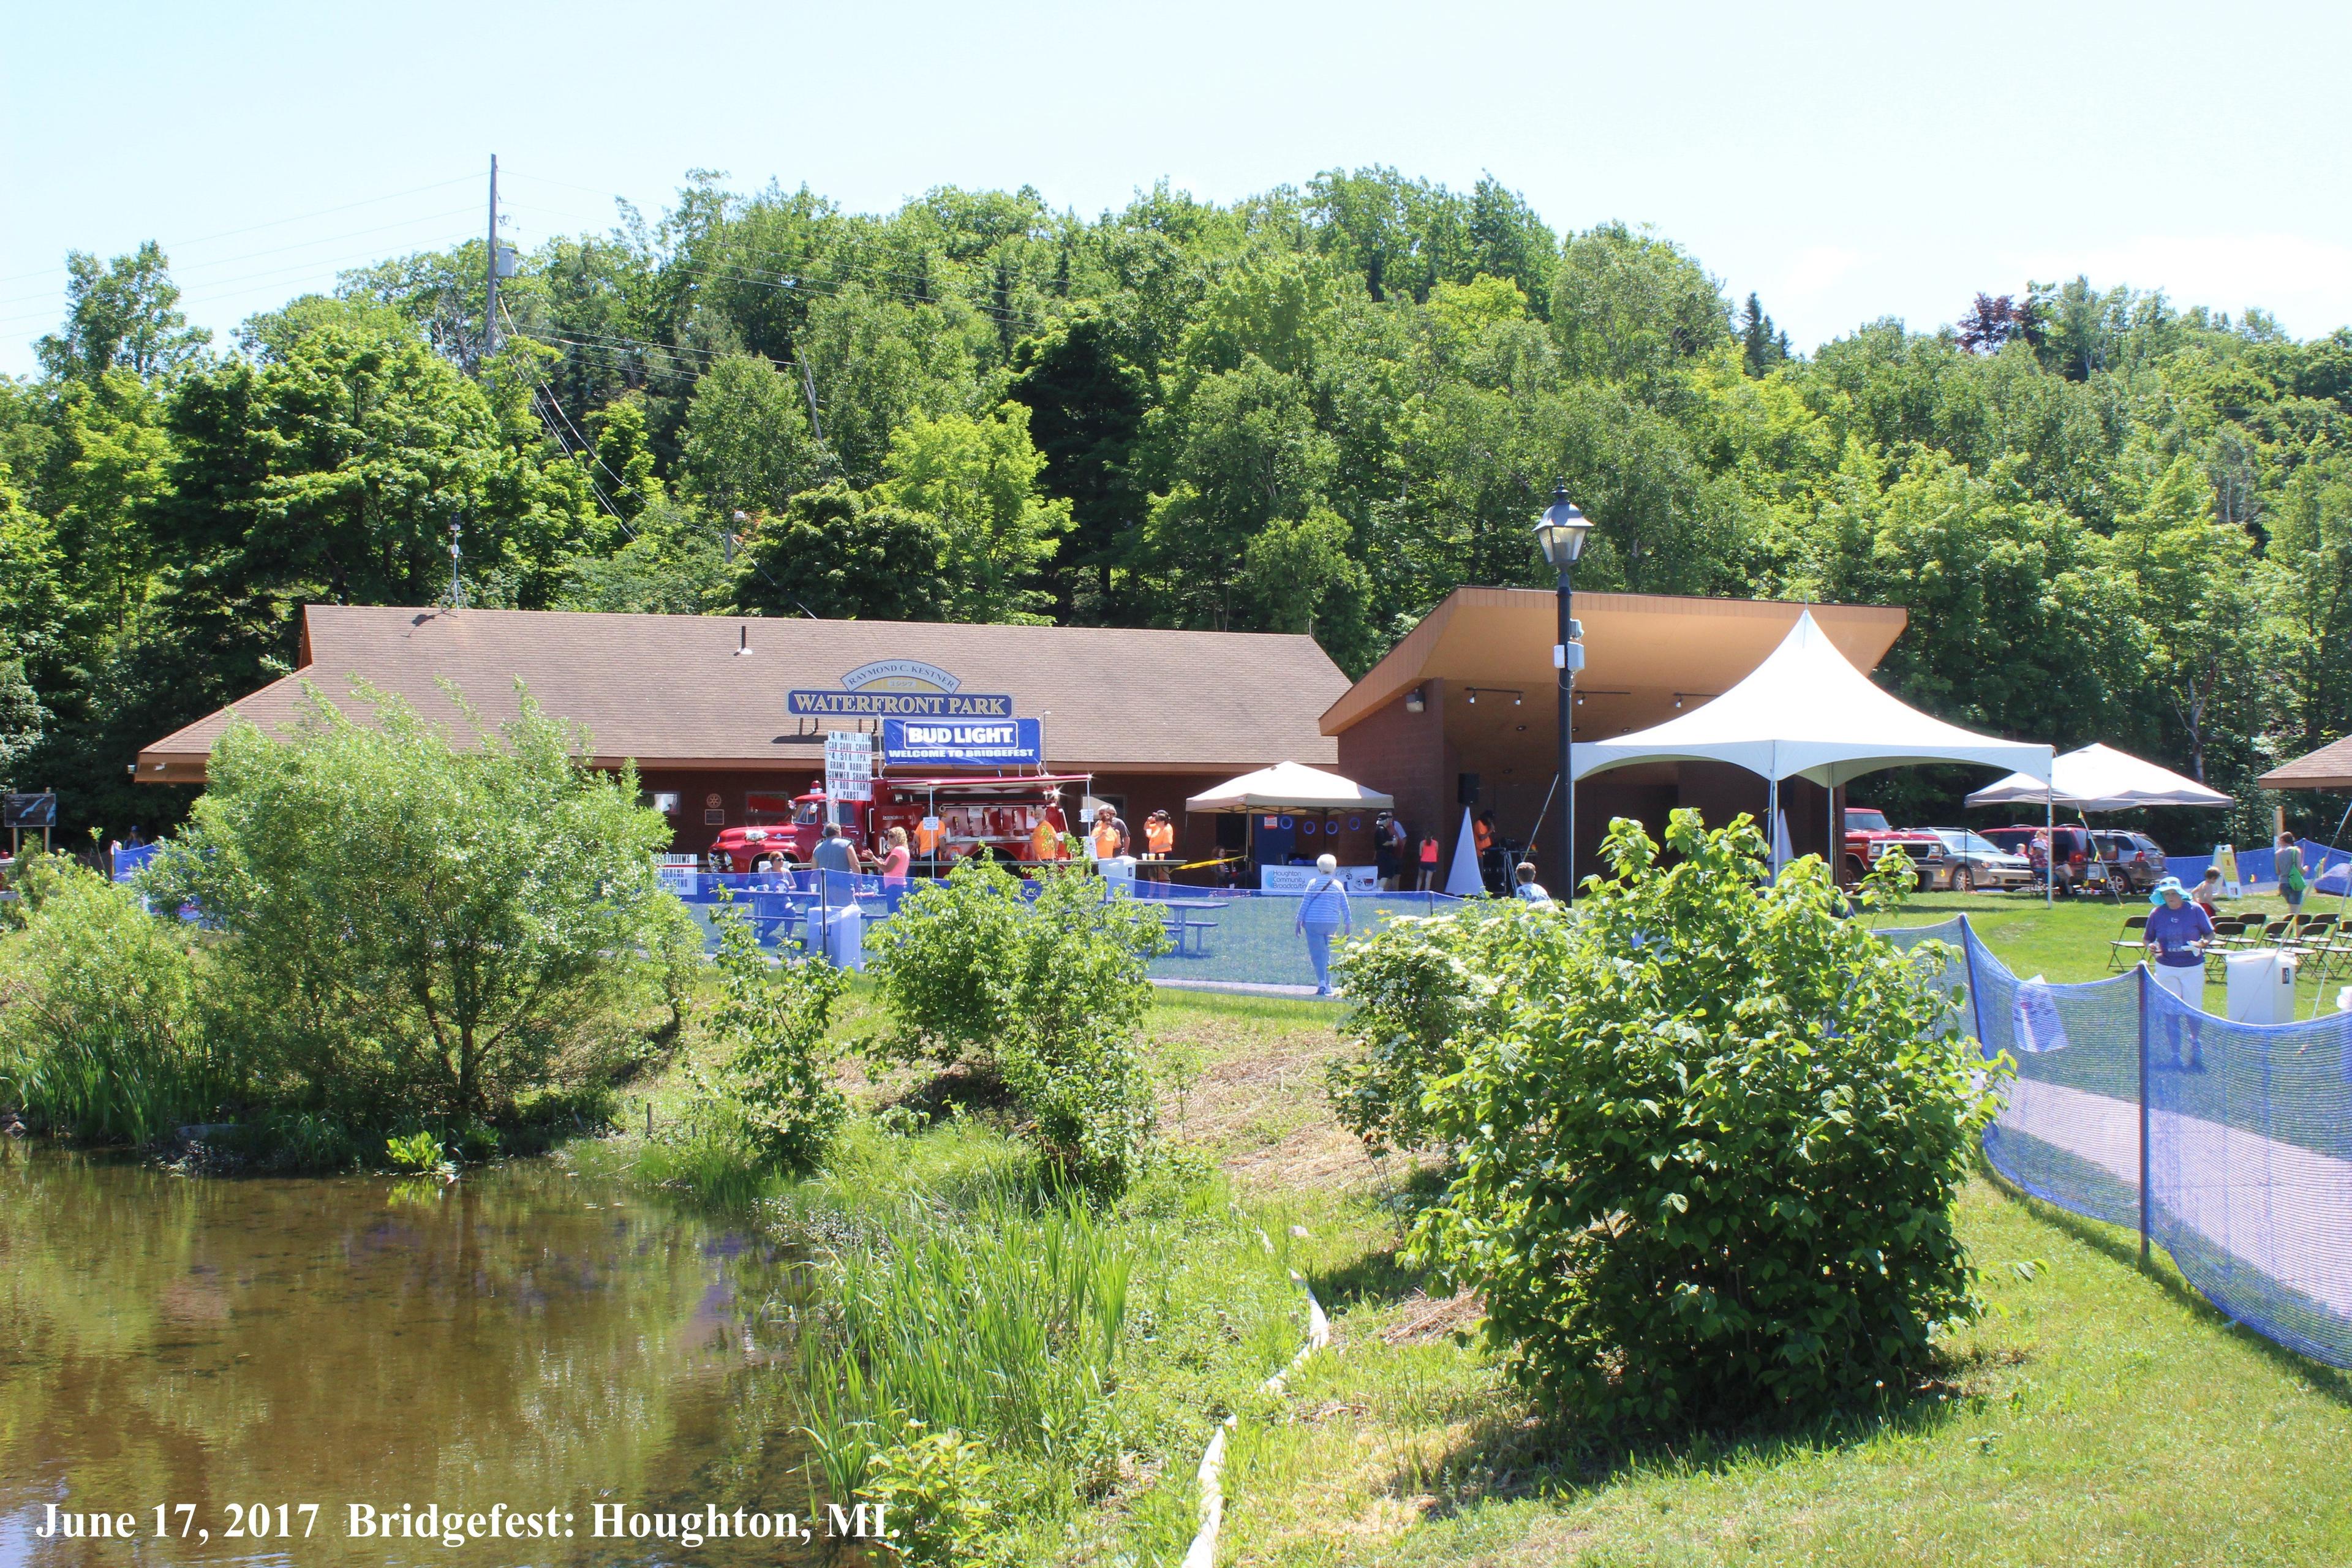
[1570,610,2055,790]
[1185,760,1395,814]
[1965,742,2232,812]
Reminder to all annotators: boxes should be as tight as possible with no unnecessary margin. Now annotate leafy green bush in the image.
[870,861,1170,1193]
[0,851,222,1144]
[1406,810,2003,1428]
[145,682,696,1126]
[690,897,848,1176]
[859,1424,998,1567]
[1325,900,1531,1155]
[384,1129,449,1174]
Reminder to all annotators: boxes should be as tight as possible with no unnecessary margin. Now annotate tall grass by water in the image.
[0,1026,232,1146]
[753,1121,1313,1562]
[0,853,225,1146]
[799,1183,1136,1499]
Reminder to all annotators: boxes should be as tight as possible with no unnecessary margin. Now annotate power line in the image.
[500,299,815,618]
[0,206,481,311]
[0,173,480,287]
[497,183,1044,304]
[0,233,478,333]
[494,194,1043,328]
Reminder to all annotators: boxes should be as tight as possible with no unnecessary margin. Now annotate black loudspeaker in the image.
[1457,772,1480,806]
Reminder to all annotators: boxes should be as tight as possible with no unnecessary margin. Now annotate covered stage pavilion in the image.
[1324,587,1926,892]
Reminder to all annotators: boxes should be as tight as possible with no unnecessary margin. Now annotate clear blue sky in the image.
[5,1,2346,377]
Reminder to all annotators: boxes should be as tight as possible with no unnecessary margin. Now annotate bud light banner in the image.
[881,717,1044,767]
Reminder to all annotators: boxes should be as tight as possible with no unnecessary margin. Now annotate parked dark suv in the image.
[2092,829,2168,892]
[1981,824,2095,892]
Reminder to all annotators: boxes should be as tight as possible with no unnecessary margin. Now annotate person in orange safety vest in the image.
[1088,804,1130,862]
[1142,809,1175,883]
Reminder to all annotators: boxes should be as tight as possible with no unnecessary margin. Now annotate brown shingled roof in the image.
[2260,736,2352,791]
[137,606,1348,784]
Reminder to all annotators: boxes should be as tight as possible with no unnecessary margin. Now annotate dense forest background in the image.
[5,167,2350,845]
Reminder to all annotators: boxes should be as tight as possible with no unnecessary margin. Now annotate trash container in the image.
[2225,948,2297,1025]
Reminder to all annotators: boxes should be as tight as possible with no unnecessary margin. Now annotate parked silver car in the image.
[1927,829,2034,891]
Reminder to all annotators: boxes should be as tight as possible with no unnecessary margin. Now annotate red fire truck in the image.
[705,774,1091,873]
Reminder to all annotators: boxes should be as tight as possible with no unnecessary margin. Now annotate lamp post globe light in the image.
[1533,484,1592,905]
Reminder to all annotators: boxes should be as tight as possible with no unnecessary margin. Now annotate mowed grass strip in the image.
[1199,899,2352,1567]
[1218,1178,2352,1567]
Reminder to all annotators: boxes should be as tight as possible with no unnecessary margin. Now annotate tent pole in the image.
[1527,771,1561,874]
[1767,775,1779,878]
[2046,786,2054,908]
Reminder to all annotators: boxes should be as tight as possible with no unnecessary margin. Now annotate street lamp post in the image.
[1532,485,1593,905]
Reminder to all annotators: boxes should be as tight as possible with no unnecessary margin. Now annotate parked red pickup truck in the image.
[1842,807,1946,886]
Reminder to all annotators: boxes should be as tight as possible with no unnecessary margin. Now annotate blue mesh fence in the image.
[1125,883,1460,990]
[2160,839,2352,893]
[1880,913,2352,1366]
[661,867,1458,991]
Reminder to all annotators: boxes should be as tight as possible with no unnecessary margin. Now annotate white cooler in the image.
[2225,948,2297,1025]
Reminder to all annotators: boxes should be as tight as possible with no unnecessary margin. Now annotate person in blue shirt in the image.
[2143,876,2214,1071]
[1511,861,1552,906]
[1295,853,1354,997]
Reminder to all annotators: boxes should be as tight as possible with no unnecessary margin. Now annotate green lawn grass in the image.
[1878,886,2352,1012]
[1219,1180,2352,1567]
[1195,897,2352,1567]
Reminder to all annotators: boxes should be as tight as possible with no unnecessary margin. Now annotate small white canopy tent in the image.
[1571,610,2057,896]
[1184,760,1395,814]
[1965,742,2233,813]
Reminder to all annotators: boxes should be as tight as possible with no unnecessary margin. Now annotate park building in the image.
[139,589,1913,888]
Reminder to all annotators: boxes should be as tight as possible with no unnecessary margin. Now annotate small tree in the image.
[1407,810,2003,1427]
[870,859,1170,1192]
[694,898,848,1175]
[147,682,695,1126]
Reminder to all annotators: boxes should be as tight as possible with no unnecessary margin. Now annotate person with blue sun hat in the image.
[2143,875,2214,1069]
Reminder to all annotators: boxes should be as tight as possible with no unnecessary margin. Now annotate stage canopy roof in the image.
[1570,610,2054,789]
[1185,761,1395,814]
[1966,742,2231,812]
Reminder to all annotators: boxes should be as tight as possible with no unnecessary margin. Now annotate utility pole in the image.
[450,517,465,610]
[484,155,500,358]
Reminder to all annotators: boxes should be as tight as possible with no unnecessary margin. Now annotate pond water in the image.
[0,1150,830,1568]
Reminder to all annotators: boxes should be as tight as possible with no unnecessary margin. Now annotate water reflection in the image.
[0,1150,823,1567]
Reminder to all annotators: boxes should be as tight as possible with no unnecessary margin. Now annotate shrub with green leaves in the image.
[692,897,848,1175]
[1325,899,1534,1155]
[0,850,221,1144]
[870,860,1170,1193]
[143,682,698,1127]
[859,1423,998,1567]
[1408,810,2004,1428]
[384,1129,449,1174]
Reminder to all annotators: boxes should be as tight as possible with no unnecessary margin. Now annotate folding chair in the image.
[2204,917,2249,979]
[2294,914,2348,984]
[2108,914,2149,972]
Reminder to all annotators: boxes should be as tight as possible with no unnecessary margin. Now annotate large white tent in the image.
[1184,760,1395,814]
[1571,610,2057,894]
[1965,742,2232,813]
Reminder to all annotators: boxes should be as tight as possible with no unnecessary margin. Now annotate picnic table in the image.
[1157,896,1227,956]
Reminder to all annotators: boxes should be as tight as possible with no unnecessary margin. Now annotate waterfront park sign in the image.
[787,658,1012,718]
[791,660,1041,770]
